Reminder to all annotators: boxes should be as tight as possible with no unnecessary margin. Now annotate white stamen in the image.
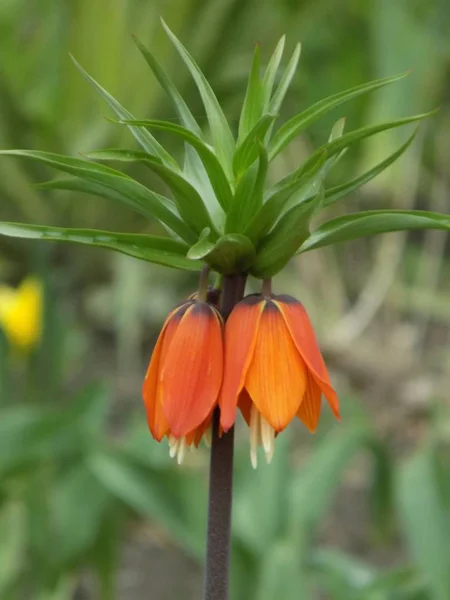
[177,438,187,465]
[250,404,261,469]
[260,416,275,464]
[168,435,179,459]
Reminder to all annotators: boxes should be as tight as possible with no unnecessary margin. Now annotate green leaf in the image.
[256,541,308,600]
[186,227,215,259]
[261,36,285,112]
[233,114,277,177]
[238,44,263,144]
[268,42,301,116]
[0,149,195,243]
[161,19,235,178]
[0,503,26,595]
[269,71,410,159]
[198,234,256,274]
[70,55,179,169]
[0,222,201,271]
[85,149,215,235]
[290,109,437,183]
[246,150,327,244]
[397,446,450,600]
[298,210,450,253]
[227,142,268,234]
[324,129,417,207]
[121,119,233,211]
[251,189,323,277]
[132,35,202,137]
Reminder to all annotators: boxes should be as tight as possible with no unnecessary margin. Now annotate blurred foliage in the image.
[0,0,449,599]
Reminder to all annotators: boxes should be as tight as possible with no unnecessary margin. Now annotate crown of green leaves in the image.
[0,20,448,277]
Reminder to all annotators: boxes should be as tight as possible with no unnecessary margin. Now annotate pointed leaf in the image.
[0,222,200,271]
[290,109,437,184]
[245,150,327,243]
[238,44,263,144]
[0,149,194,242]
[121,119,232,211]
[86,149,214,235]
[233,114,277,176]
[186,227,215,260]
[324,130,418,207]
[268,43,301,116]
[269,71,410,159]
[161,19,235,177]
[262,36,285,112]
[226,142,268,234]
[70,55,179,169]
[132,35,202,137]
[299,210,450,253]
[252,189,324,277]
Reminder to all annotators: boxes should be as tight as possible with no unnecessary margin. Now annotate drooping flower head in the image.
[142,294,223,463]
[220,292,340,467]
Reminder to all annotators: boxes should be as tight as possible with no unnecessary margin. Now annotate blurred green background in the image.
[0,0,449,599]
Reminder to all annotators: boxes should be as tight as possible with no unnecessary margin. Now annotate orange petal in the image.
[245,300,307,432]
[219,295,265,432]
[142,303,191,441]
[238,389,253,427]
[160,302,223,437]
[274,295,340,420]
[297,373,323,433]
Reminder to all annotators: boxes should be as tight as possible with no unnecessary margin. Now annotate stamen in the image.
[168,435,179,459]
[260,416,275,464]
[250,404,261,469]
[177,438,187,465]
[203,424,212,448]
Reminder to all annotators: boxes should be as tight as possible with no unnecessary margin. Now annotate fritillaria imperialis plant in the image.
[1,20,449,600]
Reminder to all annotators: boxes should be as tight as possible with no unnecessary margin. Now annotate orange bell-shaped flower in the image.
[142,299,223,462]
[220,293,340,467]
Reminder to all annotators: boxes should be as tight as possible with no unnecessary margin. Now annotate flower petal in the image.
[219,295,265,431]
[142,304,190,440]
[161,303,223,437]
[238,389,253,427]
[274,295,340,420]
[297,373,322,433]
[245,301,307,431]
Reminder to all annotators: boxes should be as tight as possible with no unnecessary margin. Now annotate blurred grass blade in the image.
[70,55,179,169]
[268,42,301,116]
[397,446,450,600]
[233,114,277,176]
[0,222,200,270]
[85,149,215,235]
[0,149,195,242]
[324,130,418,207]
[132,35,202,137]
[121,119,233,211]
[298,210,450,253]
[269,71,410,159]
[161,19,235,177]
[256,541,308,600]
[238,44,263,144]
[262,36,285,111]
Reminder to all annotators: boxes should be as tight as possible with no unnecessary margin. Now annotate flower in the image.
[0,277,43,351]
[220,293,340,467]
[142,299,223,463]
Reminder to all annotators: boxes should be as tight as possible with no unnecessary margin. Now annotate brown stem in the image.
[203,273,246,600]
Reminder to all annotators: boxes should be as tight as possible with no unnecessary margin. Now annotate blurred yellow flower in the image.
[0,277,43,350]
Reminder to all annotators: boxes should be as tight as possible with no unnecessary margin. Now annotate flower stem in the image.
[203,273,246,600]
